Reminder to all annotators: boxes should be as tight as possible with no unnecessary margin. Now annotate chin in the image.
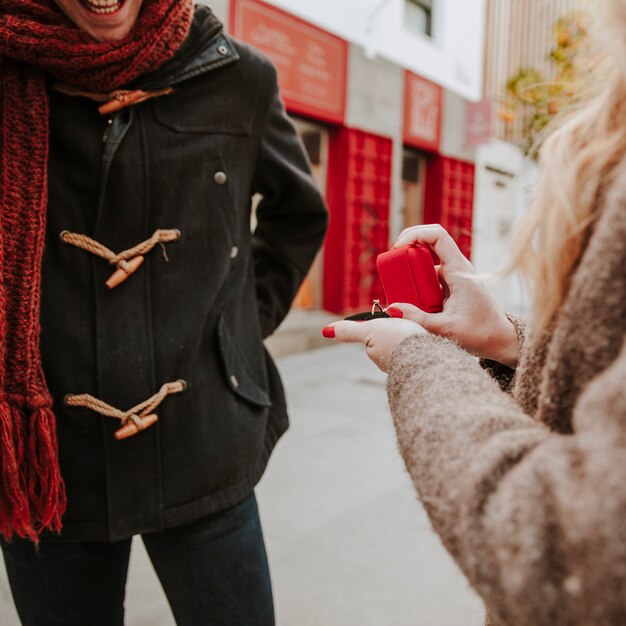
[56,0,144,42]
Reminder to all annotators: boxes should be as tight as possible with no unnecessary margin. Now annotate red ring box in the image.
[376,244,443,313]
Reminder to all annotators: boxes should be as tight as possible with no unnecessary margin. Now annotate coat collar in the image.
[135,5,240,91]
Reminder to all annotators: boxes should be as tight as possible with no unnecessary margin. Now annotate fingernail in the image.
[387,307,404,318]
[322,326,335,338]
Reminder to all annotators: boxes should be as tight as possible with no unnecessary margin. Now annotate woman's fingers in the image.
[386,303,445,334]
[386,302,422,322]
[393,224,471,272]
[322,318,428,372]
[394,224,449,248]
[435,266,451,300]
[322,321,369,344]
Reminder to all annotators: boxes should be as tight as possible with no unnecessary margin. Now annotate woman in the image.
[325,1,626,624]
[0,1,327,624]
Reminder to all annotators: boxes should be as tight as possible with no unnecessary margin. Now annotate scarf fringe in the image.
[0,401,65,542]
[0,401,31,540]
[26,406,66,533]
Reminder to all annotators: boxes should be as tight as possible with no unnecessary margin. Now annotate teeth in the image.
[86,0,119,6]
[82,0,123,13]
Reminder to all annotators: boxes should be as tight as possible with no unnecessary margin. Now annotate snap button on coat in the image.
[214,171,227,185]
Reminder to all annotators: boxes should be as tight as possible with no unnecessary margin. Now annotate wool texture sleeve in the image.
[251,63,328,339]
[387,333,626,626]
[479,313,528,392]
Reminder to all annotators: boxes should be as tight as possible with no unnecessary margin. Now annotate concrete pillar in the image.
[345,44,404,243]
[440,89,476,163]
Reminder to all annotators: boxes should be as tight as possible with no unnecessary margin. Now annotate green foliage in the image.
[500,12,590,157]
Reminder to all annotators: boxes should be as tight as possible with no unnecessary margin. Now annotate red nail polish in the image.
[387,307,404,318]
[322,326,335,338]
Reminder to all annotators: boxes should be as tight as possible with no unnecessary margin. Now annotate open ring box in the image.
[376,244,444,313]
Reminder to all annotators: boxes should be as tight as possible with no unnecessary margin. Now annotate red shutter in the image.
[424,156,475,260]
[324,129,392,313]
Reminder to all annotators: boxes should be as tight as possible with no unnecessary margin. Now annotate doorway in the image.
[400,148,427,231]
[291,117,329,310]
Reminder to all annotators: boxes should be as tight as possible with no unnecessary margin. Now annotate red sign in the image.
[231,0,347,124]
[465,99,493,147]
[403,71,442,153]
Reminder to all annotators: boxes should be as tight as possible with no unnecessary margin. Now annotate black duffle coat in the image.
[41,6,328,542]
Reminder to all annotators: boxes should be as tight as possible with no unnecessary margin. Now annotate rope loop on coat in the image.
[60,229,181,288]
[64,380,187,440]
[60,229,181,266]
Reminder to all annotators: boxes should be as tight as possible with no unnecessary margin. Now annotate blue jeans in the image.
[1,494,274,626]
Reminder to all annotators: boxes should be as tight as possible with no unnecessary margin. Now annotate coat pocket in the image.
[216,313,272,408]
[152,84,251,136]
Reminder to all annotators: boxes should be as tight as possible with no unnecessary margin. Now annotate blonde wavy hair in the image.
[509,0,626,333]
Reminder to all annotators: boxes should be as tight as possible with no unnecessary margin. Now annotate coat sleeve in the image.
[250,64,328,339]
[479,313,529,392]
[387,333,626,626]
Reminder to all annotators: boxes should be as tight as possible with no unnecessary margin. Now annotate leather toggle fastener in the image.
[98,90,160,116]
[106,256,145,289]
[51,83,175,116]
[114,413,158,440]
[60,229,181,289]
[64,380,187,440]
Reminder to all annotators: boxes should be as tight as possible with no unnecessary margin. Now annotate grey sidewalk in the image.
[0,344,483,626]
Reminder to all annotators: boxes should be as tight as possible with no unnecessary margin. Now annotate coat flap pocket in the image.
[216,315,272,408]
[152,65,252,136]
[153,101,251,135]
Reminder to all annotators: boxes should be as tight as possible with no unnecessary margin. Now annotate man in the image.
[0,1,328,624]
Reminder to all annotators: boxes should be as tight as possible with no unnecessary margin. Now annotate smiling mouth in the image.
[80,0,126,15]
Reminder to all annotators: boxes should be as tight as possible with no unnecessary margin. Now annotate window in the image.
[405,0,433,37]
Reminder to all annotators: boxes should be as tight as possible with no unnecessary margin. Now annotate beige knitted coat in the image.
[387,164,626,626]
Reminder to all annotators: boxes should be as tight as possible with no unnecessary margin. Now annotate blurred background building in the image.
[200,0,586,352]
[202,0,484,339]
[484,0,583,143]
[473,0,584,311]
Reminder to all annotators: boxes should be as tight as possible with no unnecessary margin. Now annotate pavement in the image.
[0,342,484,626]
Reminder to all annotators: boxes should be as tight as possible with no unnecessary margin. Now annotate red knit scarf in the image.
[0,0,193,541]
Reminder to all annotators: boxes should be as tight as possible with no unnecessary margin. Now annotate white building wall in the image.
[472,140,537,313]
[441,89,475,163]
[248,0,486,100]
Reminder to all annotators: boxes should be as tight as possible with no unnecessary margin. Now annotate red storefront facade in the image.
[325,129,392,312]
[404,71,475,261]
[230,0,347,124]
[230,0,475,314]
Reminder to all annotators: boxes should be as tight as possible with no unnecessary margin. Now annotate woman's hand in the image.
[323,318,427,373]
[389,224,519,367]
